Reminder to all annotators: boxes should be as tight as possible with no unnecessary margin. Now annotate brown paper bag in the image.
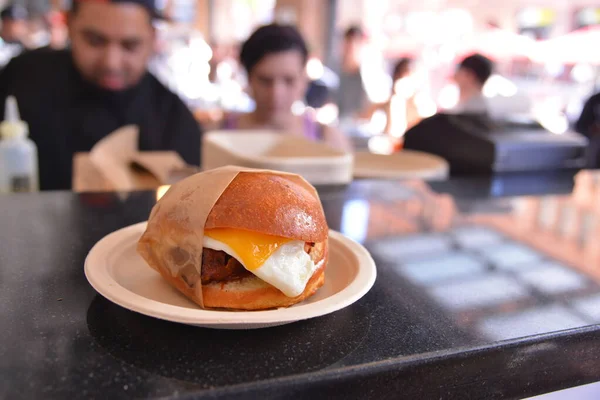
[72,125,188,192]
[137,165,320,308]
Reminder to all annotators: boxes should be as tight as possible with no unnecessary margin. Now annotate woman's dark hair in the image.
[240,23,309,74]
[392,58,412,80]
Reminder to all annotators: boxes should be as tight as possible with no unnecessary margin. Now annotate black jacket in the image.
[0,49,202,190]
[576,93,600,137]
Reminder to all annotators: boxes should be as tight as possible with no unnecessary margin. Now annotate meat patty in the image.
[201,248,251,284]
[200,243,317,285]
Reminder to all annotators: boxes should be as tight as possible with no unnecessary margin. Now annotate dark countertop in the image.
[3,171,600,399]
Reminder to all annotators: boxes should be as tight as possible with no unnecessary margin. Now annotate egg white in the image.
[203,236,319,297]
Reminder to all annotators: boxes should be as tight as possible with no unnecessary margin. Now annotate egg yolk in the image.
[204,228,292,271]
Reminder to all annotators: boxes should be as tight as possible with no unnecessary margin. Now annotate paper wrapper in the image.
[137,165,321,308]
[72,125,188,192]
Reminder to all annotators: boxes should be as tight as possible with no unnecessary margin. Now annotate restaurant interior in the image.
[2,0,600,399]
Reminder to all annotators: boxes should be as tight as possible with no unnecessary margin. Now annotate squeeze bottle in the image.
[0,96,38,193]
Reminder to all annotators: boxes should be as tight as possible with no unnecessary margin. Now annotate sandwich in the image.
[137,169,328,310]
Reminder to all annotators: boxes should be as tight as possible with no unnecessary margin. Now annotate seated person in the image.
[0,0,202,190]
[223,24,350,152]
[576,92,600,137]
[576,92,600,167]
[402,54,494,166]
[451,53,493,115]
[335,25,368,120]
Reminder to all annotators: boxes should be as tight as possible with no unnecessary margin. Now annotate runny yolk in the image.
[204,228,292,271]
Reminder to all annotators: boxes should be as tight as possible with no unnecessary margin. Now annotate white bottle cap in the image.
[0,95,28,139]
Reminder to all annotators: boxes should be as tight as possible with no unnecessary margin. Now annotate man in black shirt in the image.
[576,93,600,138]
[0,0,202,190]
[576,92,600,167]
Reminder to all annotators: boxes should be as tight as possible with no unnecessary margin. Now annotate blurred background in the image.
[2,0,599,150]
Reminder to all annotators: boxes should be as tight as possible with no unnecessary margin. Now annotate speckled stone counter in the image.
[3,171,600,399]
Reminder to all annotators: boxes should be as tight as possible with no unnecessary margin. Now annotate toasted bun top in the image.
[205,172,328,242]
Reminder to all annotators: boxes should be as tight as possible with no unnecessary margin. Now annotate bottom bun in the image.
[151,251,327,311]
[203,264,326,310]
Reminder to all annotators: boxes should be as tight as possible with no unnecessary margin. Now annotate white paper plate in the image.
[85,223,376,329]
[353,150,449,180]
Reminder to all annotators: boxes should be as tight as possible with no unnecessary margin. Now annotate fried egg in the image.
[203,228,319,297]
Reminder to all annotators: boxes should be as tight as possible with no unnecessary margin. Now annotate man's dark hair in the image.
[459,53,493,86]
[239,23,308,74]
[344,25,365,40]
[392,58,412,80]
[70,0,160,20]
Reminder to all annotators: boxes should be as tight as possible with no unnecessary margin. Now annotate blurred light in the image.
[483,74,518,98]
[190,36,213,61]
[216,62,234,82]
[368,135,395,155]
[320,65,340,88]
[414,92,437,118]
[340,200,370,244]
[538,113,569,134]
[361,48,392,103]
[579,8,599,26]
[566,98,585,120]
[571,63,595,83]
[306,57,325,81]
[533,99,569,134]
[405,11,437,41]
[156,185,171,201]
[179,63,211,99]
[393,77,416,98]
[291,101,306,116]
[389,95,408,137]
[438,84,460,110]
[219,80,245,108]
[518,7,552,27]
[439,9,474,38]
[369,110,388,134]
[545,62,564,78]
[315,103,338,125]
[200,84,220,103]
[383,14,403,33]
[422,47,440,68]
[438,44,456,63]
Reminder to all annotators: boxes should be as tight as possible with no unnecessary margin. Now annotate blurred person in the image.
[576,92,600,167]
[576,92,600,137]
[452,53,493,114]
[365,58,421,137]
[26,15,54,49]
[0,4,28,66]
[0,0,202,190]
[334,25,368,119]
[223,24,350,152]
[46,10,69,50]
[403,56,494,158]
[208,41,233,84]
[0,4,28,46]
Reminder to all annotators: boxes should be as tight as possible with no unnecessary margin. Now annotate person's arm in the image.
[357,100,388,120]
[322,124,352,153]
[165,97,203,166]
[576,95,599,136]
